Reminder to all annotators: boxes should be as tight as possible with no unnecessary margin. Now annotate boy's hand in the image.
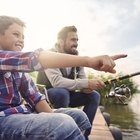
[88,54,127,73]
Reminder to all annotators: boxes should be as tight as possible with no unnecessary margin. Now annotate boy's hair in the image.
[57,25,77,41]
[0,15,25,34]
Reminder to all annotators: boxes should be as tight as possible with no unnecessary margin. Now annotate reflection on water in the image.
[104,93,140,140]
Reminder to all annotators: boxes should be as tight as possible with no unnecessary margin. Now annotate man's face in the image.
[63,31,78,55]
[0,23,24,51]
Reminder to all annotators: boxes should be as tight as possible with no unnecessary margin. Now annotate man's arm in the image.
[45,68,89,91]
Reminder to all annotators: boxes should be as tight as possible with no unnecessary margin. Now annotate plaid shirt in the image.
[0,50,46,116]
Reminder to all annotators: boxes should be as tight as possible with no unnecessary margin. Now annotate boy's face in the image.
[0,23,24,51]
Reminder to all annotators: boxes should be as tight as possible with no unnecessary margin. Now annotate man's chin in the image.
[72,50,78,55]
[65,49,78,55]
[68,52,78,55]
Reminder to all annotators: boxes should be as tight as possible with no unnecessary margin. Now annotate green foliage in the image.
[29,71,38,83]
[87,71,95,79]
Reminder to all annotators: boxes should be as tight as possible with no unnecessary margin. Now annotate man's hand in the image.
[82,79,105,94]
[88,54,127,73]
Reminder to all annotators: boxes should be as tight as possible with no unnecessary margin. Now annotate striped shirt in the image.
[0,49,46,116]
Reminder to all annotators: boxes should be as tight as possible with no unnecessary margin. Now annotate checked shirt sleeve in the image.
[0,49,44,72]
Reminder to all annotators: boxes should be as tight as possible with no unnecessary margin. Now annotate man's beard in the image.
[64,45,78,55]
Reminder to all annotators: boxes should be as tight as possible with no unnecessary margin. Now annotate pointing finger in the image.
[111,54,127,60]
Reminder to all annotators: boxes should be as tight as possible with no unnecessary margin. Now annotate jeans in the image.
[48,88,100,139]
[0,108,91,140]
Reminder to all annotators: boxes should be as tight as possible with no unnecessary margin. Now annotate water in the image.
[104,93,140,140]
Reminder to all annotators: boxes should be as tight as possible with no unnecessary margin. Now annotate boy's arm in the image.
[38,51,127,73]
[35,100,53,113]
[0,50,127,73]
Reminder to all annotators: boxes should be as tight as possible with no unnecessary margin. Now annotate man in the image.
[37,25,126,139]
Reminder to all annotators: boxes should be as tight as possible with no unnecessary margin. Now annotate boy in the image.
[0,15,91,140]
[0,15,127,140]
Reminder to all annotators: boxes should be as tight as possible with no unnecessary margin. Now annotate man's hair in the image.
[0,15,25,34]
[57,25,77,41]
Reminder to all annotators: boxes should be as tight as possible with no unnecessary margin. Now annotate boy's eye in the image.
[13,32,24,39]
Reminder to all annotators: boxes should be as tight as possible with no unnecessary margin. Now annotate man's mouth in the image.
[71,47,78,55]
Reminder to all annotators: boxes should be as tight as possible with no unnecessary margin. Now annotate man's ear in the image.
[58,39,64,46]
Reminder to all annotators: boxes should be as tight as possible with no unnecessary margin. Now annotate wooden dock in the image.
[89,107,114,140]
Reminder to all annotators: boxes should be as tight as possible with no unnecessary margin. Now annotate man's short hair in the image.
[57,25,77,41]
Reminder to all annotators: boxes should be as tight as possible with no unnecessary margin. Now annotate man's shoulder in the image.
[48,44,58,52]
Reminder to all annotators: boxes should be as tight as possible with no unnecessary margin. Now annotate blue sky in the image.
[0,0,140,88]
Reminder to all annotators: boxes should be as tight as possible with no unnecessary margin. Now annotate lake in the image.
[104,93,140,140]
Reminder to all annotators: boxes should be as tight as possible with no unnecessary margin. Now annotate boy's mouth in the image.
[16,45,23,51]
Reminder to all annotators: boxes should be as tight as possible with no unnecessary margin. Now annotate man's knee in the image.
[48,88,70,107]
[57,88,70,100]
[48,88,69,98]
[90,91,100,104]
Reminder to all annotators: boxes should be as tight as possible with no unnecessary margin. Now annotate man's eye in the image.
[72,38,78,42]
[13,33,19,37]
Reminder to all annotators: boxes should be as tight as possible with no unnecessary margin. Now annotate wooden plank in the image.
[89,107,114,140]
